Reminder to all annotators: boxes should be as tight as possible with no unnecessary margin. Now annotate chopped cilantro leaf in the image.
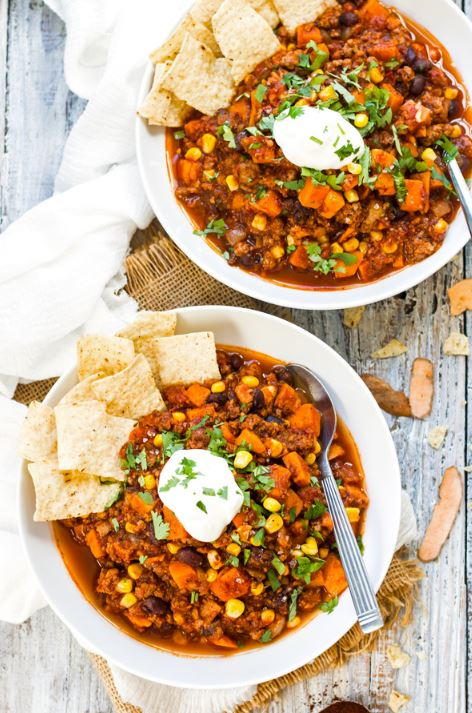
[190,590,199,603]
[336,252,359,266]
[196,500,207,513]
[335,140,355,160]
[111,517,119,532]
[138,491,153,505]
[271,555,285,575]
[436,134,459,163]
[305,501,327,520]
[159,475,180,492]
[267,569,281,591]
[288,588,300,621]
[320,596,339,614]
[252,527,265,546]
[243,548,251,565]
[255,84,267,102]
[289,506,297,522]
[185,414,209,437]
[310,136,323,145]
[135,449,147,471]
[332,80,355,105]
[202,487,216,496]
[217,122,236,148]
[294,556,325,583]
[385,58,401,69]
[260,629,272,643]
[305,242,336,275]
[122,443,136,472]
[194,218,228,238]
[173,129,185,140]
[151,512,169,540]
[217,485,228,500]
[430,166,455,194]
[236,477,251,506]
[139,555,148,564]
[357,534,365,555]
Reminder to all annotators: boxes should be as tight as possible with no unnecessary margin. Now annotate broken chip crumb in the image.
[386,644,411,669]
[448,278,472,316]
[388,690,411,713]
[443,331,469,356]
[371,338,408,359]
[427,425,448,450]
[343,306,365,328]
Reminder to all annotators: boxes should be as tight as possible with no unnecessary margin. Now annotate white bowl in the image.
[136,0,472,311]
[18,306,400,688]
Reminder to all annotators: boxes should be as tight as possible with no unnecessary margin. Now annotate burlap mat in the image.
[14,224,423,712]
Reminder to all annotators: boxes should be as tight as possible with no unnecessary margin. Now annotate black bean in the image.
[141,596,168,617]
[208,392,228,405]
[405,46,416,65]
[252,388,265,411]
[410,75,426,96]
[413,57,432,74]
[448,99,460,119]
[230,352,244,371]
[239,254,257,267]
[272,364,294,385]
[266,414,283,424]
[176,547,206,569]
[339,11,358,26]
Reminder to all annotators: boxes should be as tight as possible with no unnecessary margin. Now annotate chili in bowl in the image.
[19,306,400,688]
[136,0,472,310]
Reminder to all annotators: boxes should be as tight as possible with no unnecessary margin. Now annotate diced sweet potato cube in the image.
[209,634,238,649]
[275,382,302,413]
[229,97,250,124]
[126,612,153,628]
[289,403,321,436]
[400,179,427,212]
[177,158,201,185]
[185,383,210,407]
[319,189,345,219]
[328,442,345,460]
[129,492,154,515]
[163,505,188,540]
[236,428,265,454]
[375,173,395,196]
[359,0,389,21]
[251,189,281,217]
[210,567,250,601]
[220,423,235,443]
[296,23,322,46]
[269,464,291,499]
[235,382,253,404]
[186,405,215,421]
[289,245,310,269]
[371,148,396,168]
[322,554,348,596]
[169,561,199,590]
[284,487,304,517]
[283,451,311,486]
[298,180,329,209]
[369,41,400,61]
[334,251,363,279]
[85,529,105,559]
[381,82,404,113]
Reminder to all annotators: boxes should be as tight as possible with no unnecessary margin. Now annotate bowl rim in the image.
[135,0,472,311]
[17,305,401,688]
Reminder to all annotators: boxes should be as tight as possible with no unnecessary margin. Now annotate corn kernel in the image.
[252,214,267,231]
[450,125,462,138]
[358,240,368,254]
[434,218,448,233]
[185,147,202,161]
[260,608,275,624]
[211,380,226,393]
[225,598,245,619]
[125,522,138,534]
[382,241,398,254]
[319,547,329,559]
[153,433,163,447]
[347,162,362,175]
[234,450,253,469]
[344,237,360,252]
[116,578,133,594]
[172,411,186,423]
[369,66,384,84]
[265,513,283,533]
[203,169,217,181]
[206,569,218,582]
[271,245,285,259]
[267,438,284,457]
[319,85,338,102]
[312,68,324,76]
[314,439,321,454]
[291,548,303,558]
[127,563,143,580]
[445,87,459,100]
[344,189,360,204]
[263,496,281,513]
[295,98,309,106]
[354,112,369,128]
[421,147,437,163]
[287,234,296,247]
[305,452,316,465]
[167,542,180,554]
[286,616,301,629]
[226,542,241,556]
[251,581,264,595]
[346,507,360,523]
[301,537,319,557]
[370,230,383,242]
[241,375,259,387]
[120,593,137,608]
[331,242,343,254]
[144,474,156,490]
[207,549,224,569]
[310,90,318,101]
[201,133,216,154]
[226,174,239,191]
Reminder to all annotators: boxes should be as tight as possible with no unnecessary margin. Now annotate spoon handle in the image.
[446,158,472,237]
[320,455,383,634]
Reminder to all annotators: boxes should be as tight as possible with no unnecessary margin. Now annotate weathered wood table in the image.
[1,1,471,711]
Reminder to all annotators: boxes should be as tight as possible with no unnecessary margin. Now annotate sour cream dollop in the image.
[273,106,365,171]
[158,449,244,542]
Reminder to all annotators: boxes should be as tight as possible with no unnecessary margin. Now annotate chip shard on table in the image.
[29,463,121,522]
[371,338,407,359]
[386,643,411,669]
[388,690,411,713]
[55,400,135,481]
[343,306,364,328]
[427,424,447,450]
[77,334,135,381]
[91,354,166,419]
[116,310,177,341]
[18,401,57,463]
[443,331,469,356]
[151,331,221,386]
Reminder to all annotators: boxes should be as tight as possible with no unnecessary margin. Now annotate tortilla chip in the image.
[77,334,135,382]
[116,311,177,341]
[55,400,135,481]
[388,691,411,713]
[133,338,162,385]
[91,354,166,419]
[448,278,472,316]
[152,332,221,386]
[272,0,336,31]
[212,0,280,83]
[386,644,411,670]
[427,425,447,450]
[29,463,121,522]
[161,32,235,115]
[150,15,220,63]
[58,373,105,406]
[443,331,469,356]
[18,401,57,463]
[371,338,407,359]
[138,62,192,127]
[343,306,364,328]
[252,0,280,28]
[192,0,279,28]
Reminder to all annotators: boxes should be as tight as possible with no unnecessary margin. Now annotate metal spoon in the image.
[444,156,472,237]
[286,364,383,634]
